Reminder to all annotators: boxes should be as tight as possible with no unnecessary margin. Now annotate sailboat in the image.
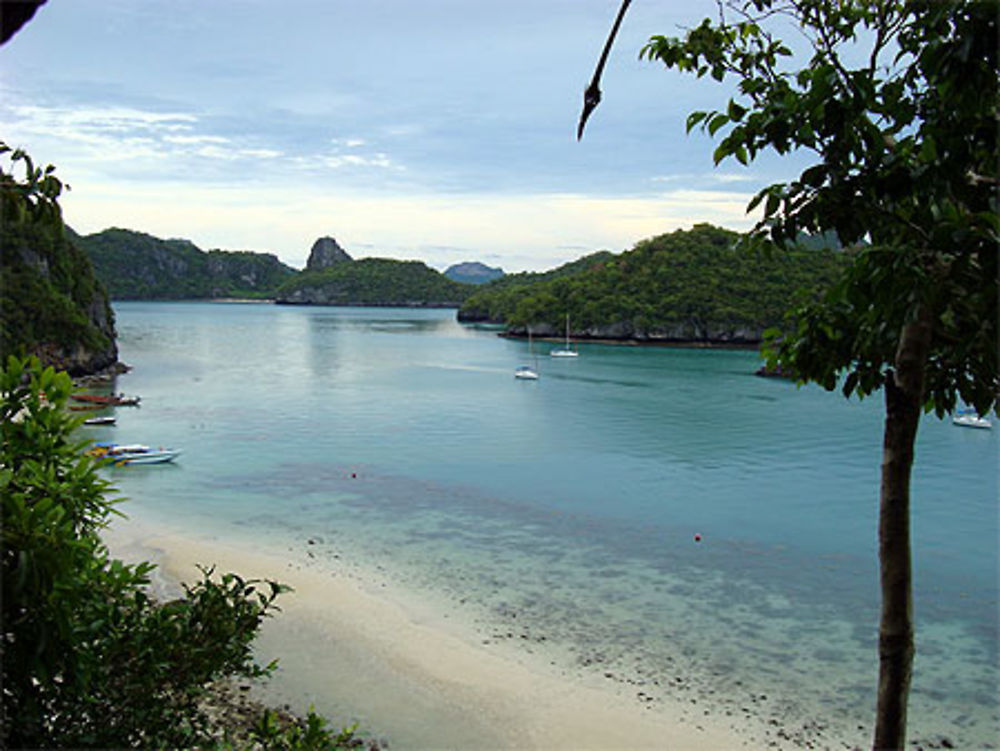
[550,314,579,357]
[952,407,992,429]
[515,329,540,379]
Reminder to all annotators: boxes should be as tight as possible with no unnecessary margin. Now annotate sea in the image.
[92,301,997,749]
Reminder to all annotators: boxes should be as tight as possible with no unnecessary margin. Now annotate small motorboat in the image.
[88,442,180,465]
[952,410,991,430]
[83,415,116,426]
[72,393,141,406]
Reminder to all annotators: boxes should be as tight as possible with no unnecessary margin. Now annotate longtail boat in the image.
[71,393,141,406]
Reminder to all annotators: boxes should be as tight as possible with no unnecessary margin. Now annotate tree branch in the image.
[578,0,633,140]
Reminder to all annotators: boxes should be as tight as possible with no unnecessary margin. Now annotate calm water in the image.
[98,302,997,748]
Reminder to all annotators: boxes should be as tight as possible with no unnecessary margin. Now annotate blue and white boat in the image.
[88,442,181,464]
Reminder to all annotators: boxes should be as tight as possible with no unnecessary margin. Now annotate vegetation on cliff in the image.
[458,224,846,342]
[276,257,474,307]
[0,144,117,374]
[75,227,295,300]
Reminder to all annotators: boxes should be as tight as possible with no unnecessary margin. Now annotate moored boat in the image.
[516,329,541,379]
[83,415,116,426]
[87,442,180,465]
[72,393,141,406]
[952,410,991,429]
[550,313,579,357]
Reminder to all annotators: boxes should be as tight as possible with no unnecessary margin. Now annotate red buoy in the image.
[694,533,702,542]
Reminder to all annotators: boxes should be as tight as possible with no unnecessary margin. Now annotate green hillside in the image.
[457,250,615,323]
[275,257,473,307]
[1,219,117,374]
[458,224,848,344]
[76,228,295,299]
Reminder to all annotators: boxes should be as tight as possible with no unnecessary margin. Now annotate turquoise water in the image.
[98,302,997,748]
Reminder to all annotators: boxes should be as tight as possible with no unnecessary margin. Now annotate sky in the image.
[0,0,812,272]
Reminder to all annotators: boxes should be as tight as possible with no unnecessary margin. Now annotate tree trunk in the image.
[873,307,932,751]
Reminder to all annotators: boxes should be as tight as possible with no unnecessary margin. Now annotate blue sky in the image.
[1,0,807,271]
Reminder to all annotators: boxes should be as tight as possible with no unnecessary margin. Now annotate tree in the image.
[581,2,998,749]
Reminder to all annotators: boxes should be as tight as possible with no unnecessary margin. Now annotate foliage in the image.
[75,227,296,300]
[459,225,845,340]
[457,250,614,322]
[642,0,998,415]
[0,141,64,227]
[0,143,116,371]
[234,708,369,751]
[276,257,473,306]
[1,355,291,748]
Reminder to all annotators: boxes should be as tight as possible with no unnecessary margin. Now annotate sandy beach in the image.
[102,515,778,750]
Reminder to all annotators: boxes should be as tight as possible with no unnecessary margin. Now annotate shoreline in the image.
[101,515,775,750]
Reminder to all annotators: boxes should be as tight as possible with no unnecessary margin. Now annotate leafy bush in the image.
[1,356,293,748]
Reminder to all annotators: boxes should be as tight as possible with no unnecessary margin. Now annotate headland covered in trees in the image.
[458,223,847,345]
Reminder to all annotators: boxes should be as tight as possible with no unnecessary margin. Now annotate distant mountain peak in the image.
[306,236,352,271]
[444,261,504,285]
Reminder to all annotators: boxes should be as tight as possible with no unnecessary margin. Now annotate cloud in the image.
[650,172,757,186]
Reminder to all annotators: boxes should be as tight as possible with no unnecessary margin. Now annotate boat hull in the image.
[952,415,991,429]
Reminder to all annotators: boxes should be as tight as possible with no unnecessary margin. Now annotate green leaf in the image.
[707,112,730,136]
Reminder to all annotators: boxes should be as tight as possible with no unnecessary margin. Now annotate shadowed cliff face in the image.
[1,220,118,376]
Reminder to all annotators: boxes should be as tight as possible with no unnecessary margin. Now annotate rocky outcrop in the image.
[305,237,352,272]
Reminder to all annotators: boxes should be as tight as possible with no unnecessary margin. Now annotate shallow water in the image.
[98,302,998,749]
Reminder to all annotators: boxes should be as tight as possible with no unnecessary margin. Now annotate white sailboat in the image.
[952,408,992,429]
[550,314,579,357]
[515,329,540,379]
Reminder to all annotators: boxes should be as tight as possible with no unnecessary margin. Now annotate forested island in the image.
[459,224,848,345]
[75,228,296,300]
[273,236,473,307]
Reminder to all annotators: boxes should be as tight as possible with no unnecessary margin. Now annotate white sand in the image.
[102,517,764,750]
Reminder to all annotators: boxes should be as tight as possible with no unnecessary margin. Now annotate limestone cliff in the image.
[76,228,295,299]
[305,237,352,272]
[1,222,117,375]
